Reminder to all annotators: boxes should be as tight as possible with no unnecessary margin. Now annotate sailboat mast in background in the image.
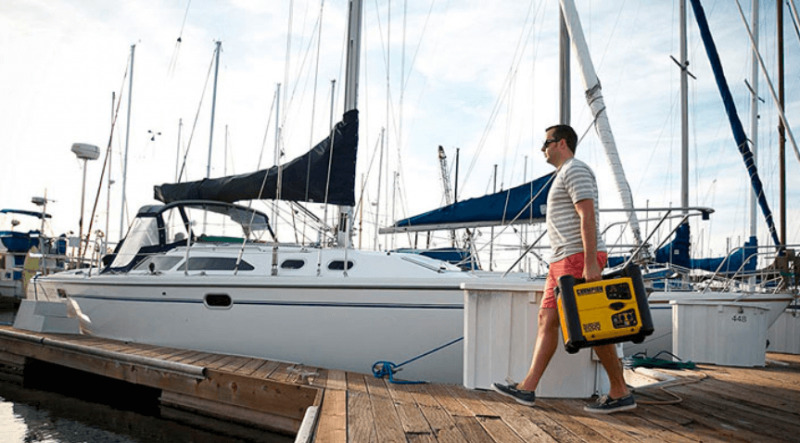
[336,0,363,248]
[119,44,135,243]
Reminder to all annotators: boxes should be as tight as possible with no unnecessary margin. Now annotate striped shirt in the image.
[546,157,606,263]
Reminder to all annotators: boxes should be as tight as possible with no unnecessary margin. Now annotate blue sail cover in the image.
[386,172,554,232]
[154,110,358,206]
[609,222,757,276]
[609,222,691,268]
[689,0,781,248]
[691,235,758,275]
[654,222,692,268]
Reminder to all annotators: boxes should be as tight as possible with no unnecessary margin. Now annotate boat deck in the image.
[310,353,800,442]
[0,325,798,442]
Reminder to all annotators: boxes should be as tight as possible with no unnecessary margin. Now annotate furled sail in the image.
[381,172,554,233]
[154,110,359,206]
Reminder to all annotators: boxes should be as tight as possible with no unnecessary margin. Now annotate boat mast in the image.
[207,41,222,180]
[680,0,689,215]
[777,0,786,252]
[274,83,281,239]
[105,92,114,255]
[119,44,135,241]
[558,0,647,256]
[749,0,759,241]
[174,118,183,182]
[559,8,570,124]
[336,0,363,248]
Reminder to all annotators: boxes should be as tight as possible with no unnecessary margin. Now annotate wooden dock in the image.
[1,325,799,442]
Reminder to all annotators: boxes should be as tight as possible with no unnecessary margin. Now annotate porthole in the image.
[204,293,232,309]
[281,259,305,269]
[328,260,354,271]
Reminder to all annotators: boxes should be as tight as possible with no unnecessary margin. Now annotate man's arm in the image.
[575,198,602,282]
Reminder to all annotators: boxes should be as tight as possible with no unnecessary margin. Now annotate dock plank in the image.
[400,383,467,442]
[513,402,586,443]
[363,374,407,442]
[347,390,377,442]
[424,383,472,417]
[633,403,738,443]
[315,388,347,443]
[482,398,562,443]
[323,369,347,391]
[670,381,799,441]
[451,415,494,442]
[234,357,269,377]
[385,383,433,437]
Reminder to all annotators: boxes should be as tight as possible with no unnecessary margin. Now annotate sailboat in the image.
[15,0,539,385]
[625,0,798,357]
[0,206,68,303]
[384,0,798,360]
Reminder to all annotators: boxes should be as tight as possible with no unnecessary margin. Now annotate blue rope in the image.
[371,336,464,384]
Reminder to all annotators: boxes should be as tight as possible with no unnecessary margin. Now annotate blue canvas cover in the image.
[386,172,554,232]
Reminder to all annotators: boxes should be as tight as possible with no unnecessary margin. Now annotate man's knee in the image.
[538,308,560,331]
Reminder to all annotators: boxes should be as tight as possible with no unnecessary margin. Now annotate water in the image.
[0,307,293,443]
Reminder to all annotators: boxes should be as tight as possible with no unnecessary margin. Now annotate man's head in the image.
[542,124,578,167]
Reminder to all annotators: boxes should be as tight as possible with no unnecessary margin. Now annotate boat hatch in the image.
[204,293,232,309]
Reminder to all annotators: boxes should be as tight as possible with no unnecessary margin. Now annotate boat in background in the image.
[0,207,68,304]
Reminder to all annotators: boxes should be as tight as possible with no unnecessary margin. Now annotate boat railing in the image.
[703,245,800,295]
[599,206,713,269]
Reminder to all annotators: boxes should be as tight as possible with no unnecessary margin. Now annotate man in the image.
[492,124,635,414]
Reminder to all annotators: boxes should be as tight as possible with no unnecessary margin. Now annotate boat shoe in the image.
[584,393,637,414]
[491,382,536,406]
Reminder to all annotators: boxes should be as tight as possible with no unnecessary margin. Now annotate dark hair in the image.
[545,124,578,153]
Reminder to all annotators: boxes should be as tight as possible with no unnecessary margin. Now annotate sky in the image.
[1,0,799,268]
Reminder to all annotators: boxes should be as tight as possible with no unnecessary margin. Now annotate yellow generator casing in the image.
[555,263,653,354]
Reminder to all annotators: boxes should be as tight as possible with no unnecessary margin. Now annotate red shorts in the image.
[541,252,608,309]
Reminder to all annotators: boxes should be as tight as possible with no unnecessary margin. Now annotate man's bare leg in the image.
[518,308,560,391]
[594,343,629,399]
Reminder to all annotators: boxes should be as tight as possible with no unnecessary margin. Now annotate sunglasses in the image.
[542,138,559,149]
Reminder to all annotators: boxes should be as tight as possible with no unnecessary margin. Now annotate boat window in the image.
[162,207,189,243]
[185,257,254,271]
[109,217,160,269]
[133,255,183,272]
[281,259,305,269]
[328,260,354,271]
[204,293,232,309]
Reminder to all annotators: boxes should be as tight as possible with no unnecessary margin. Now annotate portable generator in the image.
[555,263,654,354]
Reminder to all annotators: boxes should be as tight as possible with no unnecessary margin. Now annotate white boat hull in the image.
[624,290,796,357]
[32,273,473,384]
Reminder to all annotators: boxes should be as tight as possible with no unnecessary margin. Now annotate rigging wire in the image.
[78,57,130,264]
[462,0,539,190]
[283,0,295,123]
[176,47,217,183]
[306,0,326,203]
[168,0,193,76]
[280,12,324,151]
